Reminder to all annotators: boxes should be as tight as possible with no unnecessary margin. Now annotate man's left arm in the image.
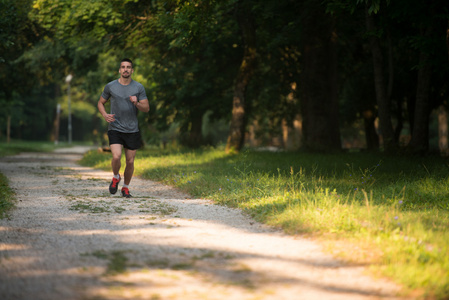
[129,96,149,113]
[136,98,149,113]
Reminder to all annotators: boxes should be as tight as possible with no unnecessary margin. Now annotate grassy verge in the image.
[0,172,15,218]
[0,140,58,158]
[80,146,449,299]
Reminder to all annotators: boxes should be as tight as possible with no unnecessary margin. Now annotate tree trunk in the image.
[180,108,204,148]
[52,104,61,145]
[6,115,11,144]
[52,84,61,144]
[188,113,203,148]
[362,109,379,150]
[225,0,256,154]
[409,47,432,154]
[446,20,449,63]
[394,100,403,144]
[438,105,448,156]
[300,6,340,151]
[282,114,303,151]
[365,8,396,152]
[387,31,403,145]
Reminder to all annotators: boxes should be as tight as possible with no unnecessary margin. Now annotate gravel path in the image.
[0,147,403,300]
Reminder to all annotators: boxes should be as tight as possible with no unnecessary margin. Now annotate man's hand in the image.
[103,114,116,123]
[129,95,138,105]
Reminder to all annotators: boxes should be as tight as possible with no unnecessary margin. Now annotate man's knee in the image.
[126,157,135,166]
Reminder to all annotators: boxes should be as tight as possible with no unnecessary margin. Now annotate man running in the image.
[97,58,150,198]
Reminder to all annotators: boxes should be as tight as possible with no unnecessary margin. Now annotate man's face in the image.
[119,62,133,78]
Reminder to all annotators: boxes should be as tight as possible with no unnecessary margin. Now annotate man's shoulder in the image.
[131,80,144,88]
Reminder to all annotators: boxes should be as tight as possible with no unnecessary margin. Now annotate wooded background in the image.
[1,0,449,154]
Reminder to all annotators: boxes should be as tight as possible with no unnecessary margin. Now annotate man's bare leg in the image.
[110,144,123,176]
[123,148,137,185]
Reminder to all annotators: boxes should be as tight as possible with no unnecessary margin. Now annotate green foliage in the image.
[2,0,449,152]
[0,172,14,218]
[139,0,241,144]
[81,147,449,298]
[31,0,135,40]
[0,0,34,61]
[0,0,18,58]
[0,0,40,103]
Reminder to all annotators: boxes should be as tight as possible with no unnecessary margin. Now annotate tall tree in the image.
[144,0,240,147]
[409,29,432,154]
[226,0,257,153]
[0,0,44,141]
[407,1,448,154]
[447,20,449,62]
[299,0,341,151]
[365,6,396,152]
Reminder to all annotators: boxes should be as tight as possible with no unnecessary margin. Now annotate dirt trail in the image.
[0,147,403,300]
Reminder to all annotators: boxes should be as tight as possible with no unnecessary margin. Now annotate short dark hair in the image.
[120,58,133,68]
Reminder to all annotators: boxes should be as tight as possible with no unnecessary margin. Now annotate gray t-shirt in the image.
[101,79,147,133]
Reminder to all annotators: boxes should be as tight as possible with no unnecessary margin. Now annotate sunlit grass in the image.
[80,146,449,299]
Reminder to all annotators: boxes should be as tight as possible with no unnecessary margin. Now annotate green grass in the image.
[0,172,15,219]
[79,146,449,299]
[83,250,129,275]
[0,140,59,157]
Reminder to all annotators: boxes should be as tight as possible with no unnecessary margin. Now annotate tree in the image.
[142,1,241,147]
[364,5,396,152]
[447,20,449,62]
[0,0,45,141]
[226,0,257,153]
[409,28,432,154]
[299,0,341,151]
[8,0,449,154]
[407,1,448,154]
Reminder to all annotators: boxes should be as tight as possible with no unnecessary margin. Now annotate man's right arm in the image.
[98,96,115,123]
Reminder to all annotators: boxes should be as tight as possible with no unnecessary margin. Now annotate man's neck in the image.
[118,77,132,85]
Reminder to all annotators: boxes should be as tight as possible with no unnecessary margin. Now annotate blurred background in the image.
[1,0,448,154]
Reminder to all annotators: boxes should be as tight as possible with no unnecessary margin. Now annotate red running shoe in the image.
[109,175,121,194]
[121,187,132,198]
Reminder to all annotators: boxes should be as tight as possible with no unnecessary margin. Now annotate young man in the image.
[97,58,150,198]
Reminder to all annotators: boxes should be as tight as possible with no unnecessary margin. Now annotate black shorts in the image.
[108,130,142,150]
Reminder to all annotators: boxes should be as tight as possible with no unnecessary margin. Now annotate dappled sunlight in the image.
[0,242,30,251]
[60,266,104,276]
[58,229,121,236]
